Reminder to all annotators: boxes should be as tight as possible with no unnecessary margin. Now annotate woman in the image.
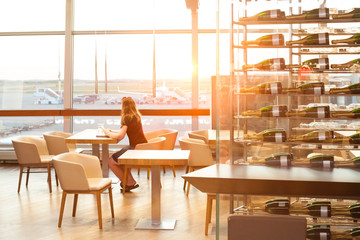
[102,97,147,192]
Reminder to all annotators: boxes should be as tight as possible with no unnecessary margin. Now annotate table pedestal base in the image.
[135,218,176,230]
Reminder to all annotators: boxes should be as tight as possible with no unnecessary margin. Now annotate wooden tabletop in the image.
[65,129,119,144]
[117,150,190,166]
[182,164,360,200]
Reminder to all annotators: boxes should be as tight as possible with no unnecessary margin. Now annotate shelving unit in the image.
[227,0,360,236]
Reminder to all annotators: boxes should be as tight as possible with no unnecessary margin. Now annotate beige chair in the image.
[144,129,178,176]
[52,152,114,229]
[122,137,166,194]
[12,136,57,193]
[188,130,209,144]
[179,137,215,196]
[43,131,83,155]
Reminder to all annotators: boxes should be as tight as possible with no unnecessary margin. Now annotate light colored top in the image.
[117,150,190,166]
[65,129,119,144]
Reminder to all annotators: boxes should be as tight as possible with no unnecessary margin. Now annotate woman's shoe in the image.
[120,182,139,192]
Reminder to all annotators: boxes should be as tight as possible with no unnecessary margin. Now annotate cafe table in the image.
[117,149,190,230]
[65,129,119,178]
[182,164,360,199]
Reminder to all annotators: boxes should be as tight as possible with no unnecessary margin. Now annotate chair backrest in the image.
[135,137,166,150]
[188,130,209,144]
[179,137,214,167]
[144,129,178,150]
[228,214,306,240]
[53,152,103,191]
[12,136,49,164]
[43,131,73,155]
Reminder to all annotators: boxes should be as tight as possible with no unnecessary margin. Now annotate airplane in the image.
[116,85,189,105]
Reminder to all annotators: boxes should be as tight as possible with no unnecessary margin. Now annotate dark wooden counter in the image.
[182,164,360,200]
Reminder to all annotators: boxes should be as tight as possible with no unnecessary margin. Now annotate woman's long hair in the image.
[121,97,141,125]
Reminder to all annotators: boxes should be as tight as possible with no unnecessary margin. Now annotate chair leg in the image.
[147,167,150,180]
[183,166,189,191]
[18,166,23,193]
[186,182,191,197]
[163,166,166,174]
[55,170,59,187]
[108,186,115,218]
[58,192,67,228]
[47,164,52,193]
[137,168,140,175]
[172,165,176,177]
[123,167,128,194]
[186,168,193,197]
[205,194,214,235]
[26,167,30,187]
[72,194,78,217]
[96,192,103,229]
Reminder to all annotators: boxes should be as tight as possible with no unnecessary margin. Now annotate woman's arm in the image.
[102,126,127,140]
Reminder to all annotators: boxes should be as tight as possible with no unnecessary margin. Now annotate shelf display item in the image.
[288,130,333,143]
[332,8,360,19]
[308,154,334,168]
[238,9,285,21]
[242,58,285,70]
[286,33,329,45]
[285,8,329,20]
[239,81,282,94]
[241,34,284,46]
[330,58,360,70]
[352,156,360,166]
[332,34,360,44]
[307,225,360,240]
[283,82,325,95]
[241,105,288,117]
[264,153,293,167]
[285,106,330,118]
[244,128,287,143]
[333,132,360,144]
[329,82,360,94]
[306,225,331,240]
[265,200,290,215]
[285,58,329,71]
[332,108,360,118]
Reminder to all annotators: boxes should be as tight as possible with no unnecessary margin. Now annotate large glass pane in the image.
[199,0,231,30]
[155,34,192,108]
[73,34,153,108]
[0,36,65,110]
[0,117,63,145]
[154,0,190,29]
[74,0,154,31]
[0,0,65,32]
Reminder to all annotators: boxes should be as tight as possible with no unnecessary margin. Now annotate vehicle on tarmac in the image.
[34,88,63,104]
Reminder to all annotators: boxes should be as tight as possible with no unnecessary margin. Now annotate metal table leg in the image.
[135,165,176,230]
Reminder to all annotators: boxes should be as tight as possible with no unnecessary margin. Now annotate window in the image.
[0,36,65,110]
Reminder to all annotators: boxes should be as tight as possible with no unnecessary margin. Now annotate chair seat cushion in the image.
[88,178,112,190]
[40,155,55,163]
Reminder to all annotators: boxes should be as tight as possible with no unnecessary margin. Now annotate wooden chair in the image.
[122,137,166,194]
[144,129,178,177]
[188,130,209,144]
[12,136,57,193]
[179,137,215,196]
[43,131,84,155]
[52,152,114,229]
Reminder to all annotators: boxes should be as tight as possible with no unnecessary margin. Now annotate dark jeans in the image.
[112,145,134,162]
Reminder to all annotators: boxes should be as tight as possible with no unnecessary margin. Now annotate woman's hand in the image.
[101,127,111,137]
[101,126,127,140]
